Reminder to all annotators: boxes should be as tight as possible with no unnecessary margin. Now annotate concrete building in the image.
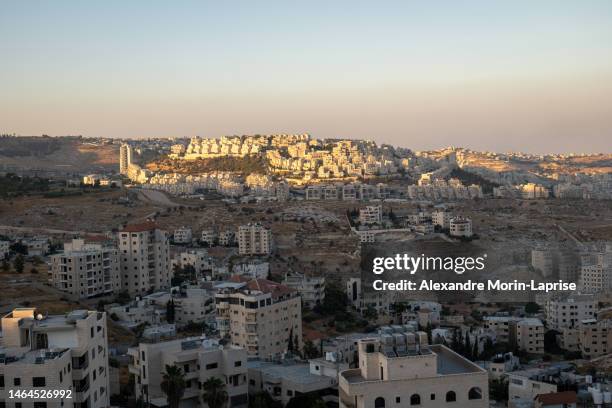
[173,227,193,244]
[128,337,248,408]
[200,229,217,246]
[544,294,596,330]
[173,249,212,274]
[358,206,382,225]
[338,336,488,408]
[237,223,271,256]
[1,240,10,260]
[432,210,452,229]
[507,366,562,403]
[173,288,216,326]
[579,318,612,359]
[215,277,302,359]
[282,273,325,309]
[449,217,473,238]
[118,222,171,295]
[0,308,110,408]
[514,318,545,354]
[119,143,132,175]
[248,358,341,406]
[49,239,121,299]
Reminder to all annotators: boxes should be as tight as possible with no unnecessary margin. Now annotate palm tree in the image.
[202,377,228,408]
[161,365,186,408]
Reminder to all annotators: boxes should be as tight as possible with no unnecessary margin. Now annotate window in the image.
[32,377,46,387]
[234,361,242,367]
[374,397,385,408]
[0,375,4,387]
[14,378,21,386]
[468,387,482,400]
[446,391,456,402]
[430,394,435,400]
[395,397,400,403]
[34,403,47,408]
[410,394,421,405]
[205,363,218,370]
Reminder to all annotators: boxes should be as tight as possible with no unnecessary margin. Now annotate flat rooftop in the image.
[248,360,331,386]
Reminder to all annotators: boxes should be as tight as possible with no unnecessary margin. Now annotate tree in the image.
[166,299,176,324]
[302,339,320,359]
[489,378,509,402]
[13,254,24,273]
[286,395,326,408]
[202,377,228,408]
[525,302,540,314]
[288,328,295,353]
[249,391,282,408]
[160,365,186,408]
[1,259,10,272]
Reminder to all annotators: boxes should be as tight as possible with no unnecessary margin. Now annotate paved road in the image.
[137,188,181,207]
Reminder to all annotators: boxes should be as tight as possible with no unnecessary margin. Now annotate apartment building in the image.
[215,277,302,359]
[580,264,612,293]
[0,308,110,408]
[173,227,193,244]
[49,239,121,299]
[507,368,559,403]
[544,294,596,330]
[338,335,488,408]
[432,210,451,229]
[219,231,235,247]
[282,273,325,309]
[173,249,212,274]
[532,248,556,277]
[358,206,382,225]
[449,217,473,237]
[237,224,271,256]
[484,316,521,344]
[119,143,132,175]
[0,240,10,260]
[200,229,217,246]
[128,337,248,408]
[118,222,171,295]
[579,318,612,359]
[173,288,215,326]
[106,293,169,329]
[514,318,545,354]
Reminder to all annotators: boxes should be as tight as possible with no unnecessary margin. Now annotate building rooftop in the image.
[248,360,332,386]
[121,221,159,232]
[535,391,577,405]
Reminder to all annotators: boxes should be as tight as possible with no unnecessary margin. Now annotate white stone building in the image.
[49,238,121,299]
[215,277,302,359]
[237,223,271,256]
[338,336,488,408]
[449,217,473,237]
[128,337,248,408]
[0,308,110,408]
[282,273,326,309]
[173,227,193,244]
[118,222,171,295]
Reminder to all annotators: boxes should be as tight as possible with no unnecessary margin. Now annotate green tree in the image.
[160,365,186,408]
[13,254,24,273]
[286,395,326,408]
[489,378,509,402]
[166,299,176,324]
[302,339,320,359]
[202,377,228,408]
[1,259,10,272]
[525,302,540,314]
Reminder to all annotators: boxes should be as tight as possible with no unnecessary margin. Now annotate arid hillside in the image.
[0,136,118,174]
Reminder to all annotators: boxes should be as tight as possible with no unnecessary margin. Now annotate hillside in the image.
[0,136,119,174]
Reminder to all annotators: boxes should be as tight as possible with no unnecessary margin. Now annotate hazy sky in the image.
[1,1,612,153]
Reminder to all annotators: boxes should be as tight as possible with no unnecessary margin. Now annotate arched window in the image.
[410,394,421,405]
[374,397,385,408]
[468,387,482,400]
[446,391,456,402]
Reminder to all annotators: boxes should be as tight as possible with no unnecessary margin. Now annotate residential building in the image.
[283,274,325,309]
[449,217,473,237]
[507,366,565,403]
[219,231,235,247]
[514,318,545,354]
[120,143,132,175]
[173,227,193,244]
[215,277,302,358]
[172,288,216,326]
[0,308,110,408]
[579,318,612,359]
[544,293,596,330]
[534,391,577,408]
[118,222,171,295]
[358,206,382,225]
[237,223,272,256]
[432,210,451,229]
[0,240,10,260]
[248,357,341,406]
[338,335,488,408]
[49,238,121,299]
[173,249,212,274]
[200,229,217,246]
[128,337,248,408]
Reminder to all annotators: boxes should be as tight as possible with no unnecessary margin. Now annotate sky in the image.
[1,1,612,153]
